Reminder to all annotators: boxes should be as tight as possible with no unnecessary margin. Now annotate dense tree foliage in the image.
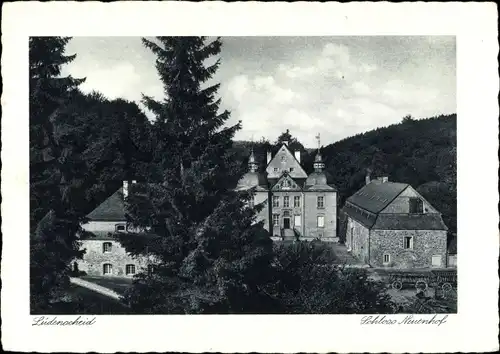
[30,36,86,312]
[120,37,277,314]
[268,241,395,314]
[322,114,457,235]
[30,37,154,313]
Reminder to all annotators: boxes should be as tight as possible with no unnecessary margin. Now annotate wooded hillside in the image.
[232,114,457,234]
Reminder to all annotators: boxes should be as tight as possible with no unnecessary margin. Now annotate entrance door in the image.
[283,217,290,229]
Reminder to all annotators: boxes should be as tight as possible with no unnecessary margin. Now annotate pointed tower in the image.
[236,147,267,190]
[314,151,325,172]
[248,147,258,173]
[313,133,325,172]
[306,132,331,187]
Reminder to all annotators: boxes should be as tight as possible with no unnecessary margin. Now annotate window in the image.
[147,264,155,275]
[281,156,286,161]
[290,167,294,172]
[283,196,290,207]
[272,196,280,207]
[294,196,301,207]
[103,242,112,253]
[409,198,424,214]
[317,196,324,208]
[115,224,126,232]
[383,254,391,264]
[273,167,279,173]
[282,179,290,188]
[432,255,442,267]
[403,236,413,249]
[125,264,136,275]
[103,263,112,275]
[317,216,325,228]
[272,214,280,227]
[294,215,301,227]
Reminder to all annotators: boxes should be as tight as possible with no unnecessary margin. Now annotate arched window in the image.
[103,263,113,275]
[125,264,136,275]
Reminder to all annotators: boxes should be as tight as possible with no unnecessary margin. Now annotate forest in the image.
[29,36,456,314]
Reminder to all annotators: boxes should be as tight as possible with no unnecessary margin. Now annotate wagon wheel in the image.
[392,280,403,290]
[415,280,428,292]
[442,283,453,293]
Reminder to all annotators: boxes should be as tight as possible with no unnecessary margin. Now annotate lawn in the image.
[80,275,133,295]
[41,284,132,315]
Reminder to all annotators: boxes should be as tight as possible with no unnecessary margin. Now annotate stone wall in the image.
[77,239,151,277]
[370,229,447,268]
[345,217,370,262]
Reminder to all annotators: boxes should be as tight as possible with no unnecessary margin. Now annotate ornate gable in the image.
[266,144,308,179]
[271,172,301,191]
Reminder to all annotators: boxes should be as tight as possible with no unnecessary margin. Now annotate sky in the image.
[63,36,456,147]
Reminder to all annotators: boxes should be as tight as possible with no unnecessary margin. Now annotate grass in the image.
[41,284,132,315]
[80,275,133,295]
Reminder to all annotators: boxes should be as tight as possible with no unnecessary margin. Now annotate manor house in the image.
[236,141,339,242]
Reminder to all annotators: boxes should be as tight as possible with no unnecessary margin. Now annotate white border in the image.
[1,2,499,353]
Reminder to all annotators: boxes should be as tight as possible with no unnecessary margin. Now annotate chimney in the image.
[267,151,272,164]
[123,180,129,199]
[365,170,371,185]
[294,150,301,163]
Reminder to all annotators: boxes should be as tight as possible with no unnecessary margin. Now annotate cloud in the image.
[227,75,250,102]
[63,37,455,147]
[65,61,143,102]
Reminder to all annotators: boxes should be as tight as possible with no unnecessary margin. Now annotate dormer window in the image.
[289,167,294,172]
[409,198,424,214]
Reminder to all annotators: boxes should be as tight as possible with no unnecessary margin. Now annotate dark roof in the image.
[372,213,448,231]
[86,183,155,221]
[237,171,268,190]
[305,171,338,191]
[86,188,126,221]
[343,202,448,231]
[347,181,409,213]
[342,204,378,228]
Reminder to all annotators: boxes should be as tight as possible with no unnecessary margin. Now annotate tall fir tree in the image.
[121,37,276,314]
[29,37,86,312]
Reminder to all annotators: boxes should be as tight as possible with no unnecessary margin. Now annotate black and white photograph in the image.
[2,2,498,353]
[28,35,458,316]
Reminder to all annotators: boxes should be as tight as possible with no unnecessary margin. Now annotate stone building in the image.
[342,174,449,269]
[77,181,155,278]
[236,140,338,242]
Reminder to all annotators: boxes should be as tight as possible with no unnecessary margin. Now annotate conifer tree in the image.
[29,37,86,312]
[122,37,276,314]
